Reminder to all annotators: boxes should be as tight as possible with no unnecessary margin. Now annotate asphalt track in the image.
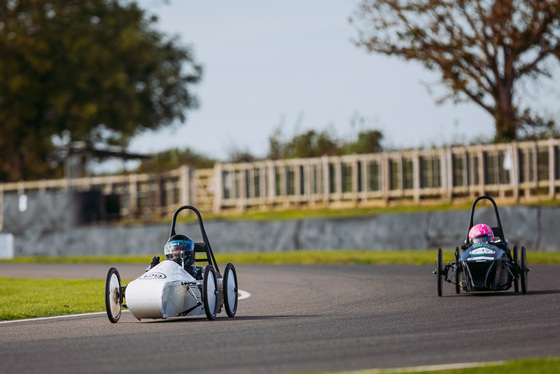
[1,263,560,374]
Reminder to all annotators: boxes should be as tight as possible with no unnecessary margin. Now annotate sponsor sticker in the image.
[138,272,167,280]
[467,256,494,261]
[470,247,495,255]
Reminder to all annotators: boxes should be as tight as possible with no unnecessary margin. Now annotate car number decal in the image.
[470,247,495,255]
[138,272,167,280]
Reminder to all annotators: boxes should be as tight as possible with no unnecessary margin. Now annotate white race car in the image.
[104,205,238,323]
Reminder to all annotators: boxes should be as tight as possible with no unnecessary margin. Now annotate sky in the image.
[128,0,560,162]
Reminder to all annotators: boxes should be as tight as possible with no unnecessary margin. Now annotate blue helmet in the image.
[164,234,195,267]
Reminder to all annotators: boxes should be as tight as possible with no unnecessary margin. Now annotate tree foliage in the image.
[135,147,215,173]
[0,0,202,181]
[267,127,383,160]
[350,0,560,142]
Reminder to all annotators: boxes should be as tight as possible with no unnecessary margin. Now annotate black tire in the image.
[105,267,122,323]
[223,263,238,317]
[454,247,461,294]
[203,265,219,320]
[520,246,528,295]
[437,248,443,297]
[513,246,519,293]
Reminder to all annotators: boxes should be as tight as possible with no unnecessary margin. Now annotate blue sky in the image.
[129,0,559,161]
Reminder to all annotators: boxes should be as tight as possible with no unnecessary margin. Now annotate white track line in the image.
[1,289,250,325]
[0,311,109,325]
[339,361,505,373]
[238,289,250,300]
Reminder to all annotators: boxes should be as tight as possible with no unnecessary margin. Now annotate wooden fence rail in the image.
[1,139,559,229]
[213,138,559,211]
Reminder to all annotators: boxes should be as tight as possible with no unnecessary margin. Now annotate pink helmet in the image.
[468,224,494,244]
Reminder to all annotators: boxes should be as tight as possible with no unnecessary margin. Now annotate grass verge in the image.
[299,357,560,373]
[125,203,473,226]
[124,197,560,226]
[3,249,560,265]
[424,357,560,374]
[0,277,105,321]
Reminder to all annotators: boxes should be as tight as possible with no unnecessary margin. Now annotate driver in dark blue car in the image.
[468,223,494,244]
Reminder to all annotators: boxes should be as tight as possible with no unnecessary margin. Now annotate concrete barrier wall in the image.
[5,205,560,257]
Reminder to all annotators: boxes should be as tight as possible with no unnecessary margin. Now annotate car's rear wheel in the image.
[203,265,219,320]
[223,263,238,317]
[105,267,123,323]
[437,248,443,297]
[454,247,461,294]
[520,246,528,295]
[513,246,519,293]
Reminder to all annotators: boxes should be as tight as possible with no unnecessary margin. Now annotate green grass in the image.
[122,202,474,226]
[0,277,106,321]
[421,357,560,374]
[124,197,560,226]
[297,357,560,373]
[0,255,159,264]
[205,203,467,221]
[217,250,560,265]
[3,249,560,265]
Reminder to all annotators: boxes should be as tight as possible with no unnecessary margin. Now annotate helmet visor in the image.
[164,239,194,257]
[471,234,493,244]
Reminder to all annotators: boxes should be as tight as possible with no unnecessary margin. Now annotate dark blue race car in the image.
[434,196,529,296]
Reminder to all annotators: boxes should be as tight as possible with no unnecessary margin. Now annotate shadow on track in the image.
[138,314,321,324]
[441,289,560,297]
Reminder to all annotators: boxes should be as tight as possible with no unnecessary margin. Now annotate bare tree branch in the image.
[351,0,560,141]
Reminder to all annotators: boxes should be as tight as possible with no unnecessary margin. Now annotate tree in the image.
[0,0,202,181]
[342,129,383,154]
[266,126,383,160]
[135,147,215,173]
[267,128,341,159]
[350,0,560,142]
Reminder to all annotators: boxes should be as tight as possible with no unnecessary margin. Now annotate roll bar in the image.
[169,205,220,274]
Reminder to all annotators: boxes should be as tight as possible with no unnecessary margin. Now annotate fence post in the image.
[180,166,191,205]
[382,153,390,204]
[279,162,287,200]
[238,164,248,211]
[248,166,255,201]
[509,142,519,201]
[259,164,266,208]
[478,147,485,196]
[549,139,556,199]
[334,157,342,202]
[267,161,276,204]
[179,165,191,207]
[303,161,312,205]
[462,149,469,196]
[360,156,367,200]
[0,185,3,231]
[351,156,359,204]
[294,161,302,202]
[444,148,453,201]
[128,174,138,218]
[322,156,330,205]
[531,142,539,198]
[395,153,403,198]
[438,150,445,199]
[412,151,420,203]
